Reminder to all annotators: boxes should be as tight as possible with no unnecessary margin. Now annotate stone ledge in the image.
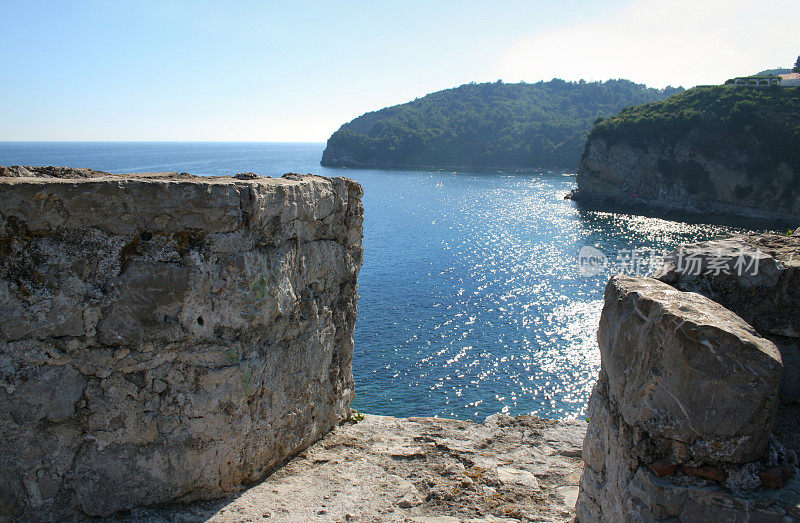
[120,413,587,523]
[0,169,362,238]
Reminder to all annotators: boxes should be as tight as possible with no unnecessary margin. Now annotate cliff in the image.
[0,168,363,519]
[321,80,681,170]
[572,86,800,222]
[3,166,799,521]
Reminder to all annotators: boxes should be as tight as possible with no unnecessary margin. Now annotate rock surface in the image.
[121,414,587,522]
[599,275,782,464]
[0,169,364,518]
[572,138,800,223]
[577,274,799,521]
[655,233,800,400]
[0,165,112,178]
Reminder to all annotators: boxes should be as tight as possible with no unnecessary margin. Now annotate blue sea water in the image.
[0,142,758,420]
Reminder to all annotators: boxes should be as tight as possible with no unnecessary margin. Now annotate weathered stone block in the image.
[656,233,800,400]
[0,169,363,518]
[578,273,797,521]
[600,275,782,464]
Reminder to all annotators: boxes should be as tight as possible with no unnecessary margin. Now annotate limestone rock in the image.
[577,272,798,521]
[655,233,800,400]
[0,165,112,178]
[600,275,782,464]
[577,375,800,522]
[0,170,363,519]
[573,136,800,222]
[397,487,424,508]
[496,467,539,490]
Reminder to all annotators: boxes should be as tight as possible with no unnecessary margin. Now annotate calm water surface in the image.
[0,142,759,420]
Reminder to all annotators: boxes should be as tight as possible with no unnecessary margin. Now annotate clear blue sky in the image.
[1,0,797,141]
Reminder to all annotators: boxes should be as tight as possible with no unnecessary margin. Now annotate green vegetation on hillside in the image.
[588,85,800,176]
[321,80,682,170]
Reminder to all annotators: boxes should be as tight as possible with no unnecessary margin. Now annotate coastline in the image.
[321,159,577,174]
[567,189,799,230]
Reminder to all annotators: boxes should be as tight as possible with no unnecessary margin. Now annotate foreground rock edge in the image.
[0,170,364,518]
[578,253,800,521]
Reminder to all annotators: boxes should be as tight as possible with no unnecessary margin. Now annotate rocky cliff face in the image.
[0,168,363,519]
[573,137,800,222]
[577,234,800,521]
[572,84,800,223]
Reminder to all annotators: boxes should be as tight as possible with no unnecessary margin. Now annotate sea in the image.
[0,141,765,421]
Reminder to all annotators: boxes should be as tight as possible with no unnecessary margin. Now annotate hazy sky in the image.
[1,0,797,141]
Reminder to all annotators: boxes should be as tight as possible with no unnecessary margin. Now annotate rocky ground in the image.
[123,414,586,523]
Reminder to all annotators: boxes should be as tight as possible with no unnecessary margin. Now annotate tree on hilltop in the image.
[793,55,800,73]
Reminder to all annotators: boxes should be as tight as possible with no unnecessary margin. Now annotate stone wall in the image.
[577,234,800,521]
[0,169,363,518]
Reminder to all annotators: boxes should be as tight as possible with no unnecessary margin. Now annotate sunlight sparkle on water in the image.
[352,169,755,421]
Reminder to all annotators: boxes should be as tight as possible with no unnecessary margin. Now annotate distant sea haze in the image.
[0,141,754,420]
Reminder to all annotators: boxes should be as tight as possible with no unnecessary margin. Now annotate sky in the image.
[1,0,798,142]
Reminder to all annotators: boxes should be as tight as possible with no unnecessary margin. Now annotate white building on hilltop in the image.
[725,74,800,87]
[727,76,782,86]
